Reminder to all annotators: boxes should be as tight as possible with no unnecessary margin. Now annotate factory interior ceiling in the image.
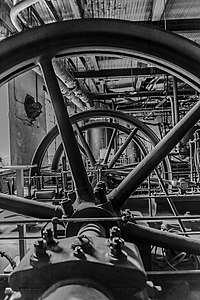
[1,0,200,112]
[1,1,200,300]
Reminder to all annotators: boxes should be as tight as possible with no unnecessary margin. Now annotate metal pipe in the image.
[108,97,200,211]
[10,0,39,31]
[168,96,175,126]
[52,60,93,108]
[0,214,200,225]
[155,169,187,234]
[0,193,63,219]
[40,58,95,203]
[126,222,200,255]
[173,76,179,124]
[34,67,86,111]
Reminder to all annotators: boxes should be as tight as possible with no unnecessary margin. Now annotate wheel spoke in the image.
[103,128,117,164]
[108,127,138,169]
[74,122,96,167]
[39,58,95,203]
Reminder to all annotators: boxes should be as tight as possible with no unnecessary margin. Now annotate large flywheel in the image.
[1,19,200,212]
[1,18,200,300]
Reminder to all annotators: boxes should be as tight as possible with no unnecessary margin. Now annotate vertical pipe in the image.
[173,76,179,124]
[168,96,175,127]
[16,168,26,260]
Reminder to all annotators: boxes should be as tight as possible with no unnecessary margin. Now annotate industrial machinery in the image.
[1,19,200,299]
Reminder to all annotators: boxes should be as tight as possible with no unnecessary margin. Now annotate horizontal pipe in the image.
[126,222,200,255]
[0,193,63,219]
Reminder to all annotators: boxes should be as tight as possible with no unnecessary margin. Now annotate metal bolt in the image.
[30,239,50,267]
[5,288,13,295]
[96,181,107,194]
[34,239,47,257]
[43,228,60,251]
[109,226,121,239]
[77,234,90,245]
[44,229,54,243]
[94,186,107,204]
[110,237,125,257]
[73,245,86,260]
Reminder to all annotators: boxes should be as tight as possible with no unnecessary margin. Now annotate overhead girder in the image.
[73,67,166,79]
[88,88,195,100]
[0,19,200,213]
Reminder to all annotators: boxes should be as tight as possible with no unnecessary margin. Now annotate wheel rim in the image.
[0,19,200,210]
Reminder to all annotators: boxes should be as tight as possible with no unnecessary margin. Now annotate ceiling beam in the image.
[73,67,166,79]
[151,18,200,33]
[88,88,196,100]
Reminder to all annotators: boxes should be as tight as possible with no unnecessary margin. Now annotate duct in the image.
[34,66,85,111]
[0,193,63,219]
[53,60,93,108]
[10,0,39,31]
[10,1,93,110]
